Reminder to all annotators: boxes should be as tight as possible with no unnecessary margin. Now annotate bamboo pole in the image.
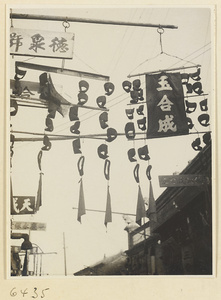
[11,13,178,29]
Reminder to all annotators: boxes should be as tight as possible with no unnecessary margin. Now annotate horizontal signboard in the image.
[11,221,46,231]
[159,175,209,187]
[10,28,74,59]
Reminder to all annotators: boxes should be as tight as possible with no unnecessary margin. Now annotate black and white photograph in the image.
[8,5,214,280]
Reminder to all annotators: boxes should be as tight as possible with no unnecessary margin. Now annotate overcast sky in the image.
[9,6,212,276]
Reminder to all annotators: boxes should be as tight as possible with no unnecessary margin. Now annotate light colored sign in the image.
[159,175,209,187]
[10,28,74,59]
[11,221,46,231]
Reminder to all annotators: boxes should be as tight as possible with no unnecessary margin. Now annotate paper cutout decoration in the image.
[133,164,140,183]
[137,105,144,115]
[45,116,54,132]
[104,82,115,96]
[146,181,157,223]
[186,82,203,95]
[192,137,202,151]
[77,156,85,177]
[72,138,82,154]
[136,185,146,225]
[125,108,134,120]
[198,114,210,127]
[35,173,43,212]
[137,117,147,131]
[14,65,27,80]
[104,159,111,181]
[200,99,208,111]
[146,72,189,138]
[69,106,79,121]
[104,186,112,227]
[77,179,86,223]
[133,79,141,91]
[96,96,106,108]
[106,128,117,142]
[138,145,150,161]
[128,148,137,162]
[37,150,43,171]
[79,80,89,92]
[10,99,18,116]
[41,135,51,151]
[185,100,197,114]
[125,122,136,139]
[97,144,109,159]
[99,112,108,129]
[70,121,80,134]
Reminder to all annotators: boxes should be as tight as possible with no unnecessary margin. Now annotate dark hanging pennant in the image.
[77,179,86,223]
[146,72,189,138]
[104,185,112,227]
[35,172,43,213]
[135,185,146,226]
[146,180,157,223]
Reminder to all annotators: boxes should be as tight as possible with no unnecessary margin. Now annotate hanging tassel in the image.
[77,179,86,223]
[104,186,112,227]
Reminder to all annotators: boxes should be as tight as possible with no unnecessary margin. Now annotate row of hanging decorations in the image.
[10,24,211,227]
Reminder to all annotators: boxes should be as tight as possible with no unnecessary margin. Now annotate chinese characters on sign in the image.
[11,221,46,231]
[10,28,74,59]
[158,174,209,187]
[11,196,35,215]
[145,72,189,138]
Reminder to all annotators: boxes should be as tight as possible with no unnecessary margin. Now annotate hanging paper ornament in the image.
[200,99,208,111]
[135,185,146,225]
[99,112,108,129]
[133,164,140,183]
[122,80,132,93]
[10,99,18,116]
[70,121,80,134]
[72,138,82,154]
[106,128,117,142]
[185,100,197,113]
[37,150,43,171]
[104,186,112,227]
[132,79,141,91]
[136,105,144,115]
[79,80,89,93]
[186,82,204,95]
[77,179,86,223]
[69,106,79,121]
[125,108,134,120]
[125,122,136,139]
[77,156,85,177]
[104,82,115,96]
[41,135,51,151]
[198,114,210,127]
[97,144,109,159]
[77,92,88,105]
[96,96,106,109]
[138,145,150,161]
[47,101,57,119]
[45,116,54,132]
[104,159,111,181]
[192,138,202,151]
[137,117,147,131]
[189,68,201,81]
[128,148,137,162]
[146,165,152,181]
[186,117,194,129]
[14,65,27,80]
[203,132,211,145]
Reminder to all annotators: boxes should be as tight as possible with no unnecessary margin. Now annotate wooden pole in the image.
[16,61,110,82]
[72,207,136,216]
[128,64,201,78]
[11,13,178,29]
[63,232,67,276]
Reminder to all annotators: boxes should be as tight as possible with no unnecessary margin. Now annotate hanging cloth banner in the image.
[77,179,86,223]
[136,186,146,225]
[146,180,157,223]
[145,72,189,138]
[10,28,75,59]
[35,173,43,213]
[104,186,112,227]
